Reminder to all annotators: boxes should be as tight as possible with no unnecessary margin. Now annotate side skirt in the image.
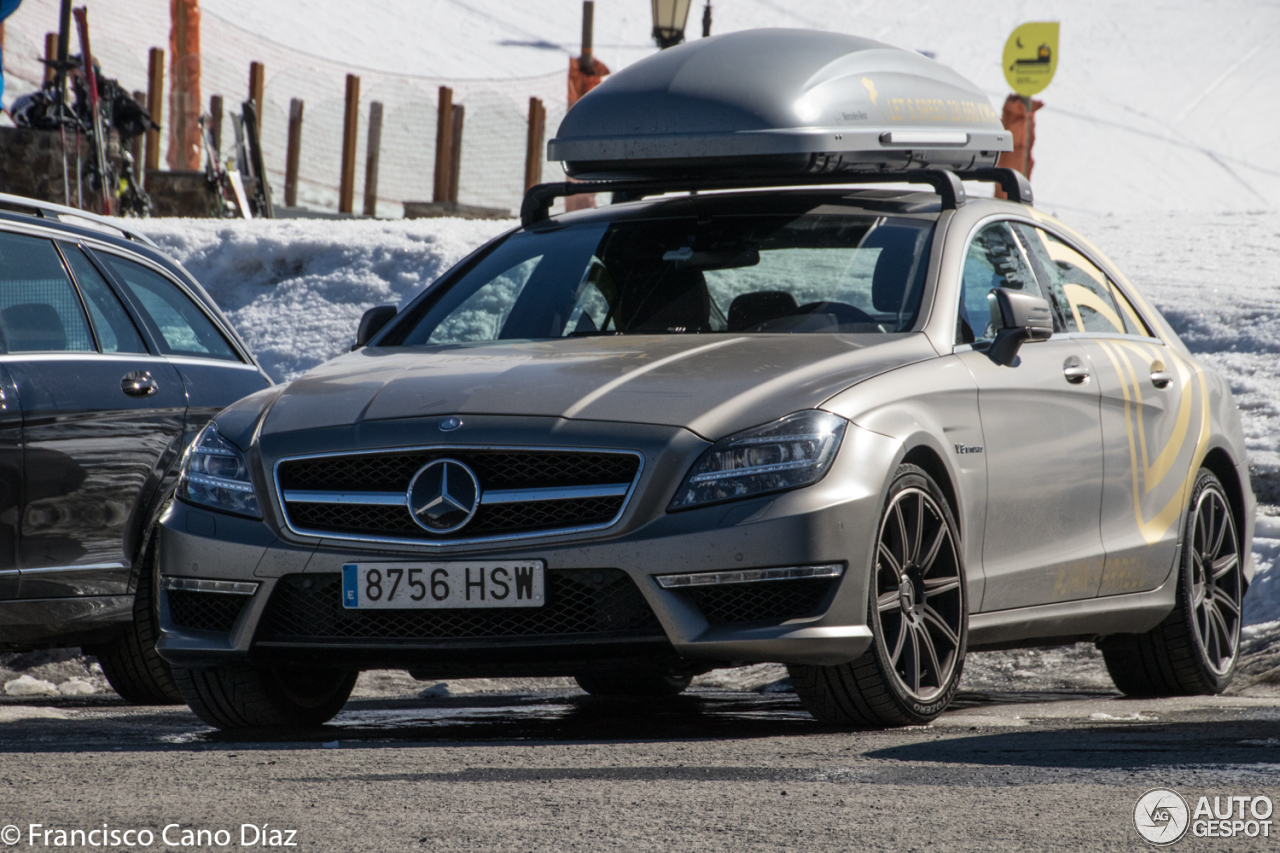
[968,580,1176,651]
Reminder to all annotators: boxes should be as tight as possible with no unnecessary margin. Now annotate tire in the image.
[174,664,358,729]
[92,539,183,705]
[1100,469,1243,697]
[790,463,967,727]
[575,665,692,697]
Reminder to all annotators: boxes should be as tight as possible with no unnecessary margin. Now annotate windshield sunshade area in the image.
[391,213,936,346]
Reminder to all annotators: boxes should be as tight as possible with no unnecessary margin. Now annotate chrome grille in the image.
[275,447,642,544]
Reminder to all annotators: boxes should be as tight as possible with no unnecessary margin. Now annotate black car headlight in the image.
[177,422,262,519]
[669,410,848,510]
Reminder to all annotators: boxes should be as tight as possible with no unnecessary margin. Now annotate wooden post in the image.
[145,47,164,175]
[248,61,265,119]
[362,101,383,217]
[579,1,594,73]
[284,98,304,208]
[338,74,360,215]
[448,104,465,203]
[169,0,201,171]
[432,86,453,203]
[132,90,147,187]
[524,97,546,191]
[44,33,58,83]
[209,94,223,159]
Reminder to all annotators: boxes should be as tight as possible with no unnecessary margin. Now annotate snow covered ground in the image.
[3,1,1279,214]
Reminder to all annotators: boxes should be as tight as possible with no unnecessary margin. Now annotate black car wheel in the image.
[1100,468,1243,696]
[175,664,358,729]
[790,463,967,727]
[91,538,183,705]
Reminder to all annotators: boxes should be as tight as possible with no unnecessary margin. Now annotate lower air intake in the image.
[256,569,663,643]
[685,578,837,626]
[167,590,249,633]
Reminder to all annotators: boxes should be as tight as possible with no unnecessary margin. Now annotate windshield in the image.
[392,213,935,346]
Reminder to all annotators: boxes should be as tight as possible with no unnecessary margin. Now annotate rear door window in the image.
[62,247,147,354]
[97,254,240,361]
[1015,225,1134,336]
[0,232,94,352]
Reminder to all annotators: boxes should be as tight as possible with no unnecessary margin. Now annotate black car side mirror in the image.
[986,288,1054,366]
[352,305,397,351]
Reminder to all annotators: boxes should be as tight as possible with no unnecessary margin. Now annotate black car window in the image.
[98,255,239,361]
[956,222,1044,345]
[63,247,147,354]
[1014,225,1130,335]
[0,231,94,353]
[394,213,935,346]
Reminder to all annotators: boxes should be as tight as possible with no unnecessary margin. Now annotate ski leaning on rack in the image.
[72,5,113,215]
[240,100,274,218]
[199,113,240,217]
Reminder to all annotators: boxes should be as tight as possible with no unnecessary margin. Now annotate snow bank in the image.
[139,218,513,382]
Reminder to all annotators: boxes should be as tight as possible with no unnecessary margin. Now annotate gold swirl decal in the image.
[1093,340,1209,545]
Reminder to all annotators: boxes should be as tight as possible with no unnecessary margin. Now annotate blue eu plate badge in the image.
[342,564,359,607]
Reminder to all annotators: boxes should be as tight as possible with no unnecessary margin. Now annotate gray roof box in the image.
[549,29,1012,181]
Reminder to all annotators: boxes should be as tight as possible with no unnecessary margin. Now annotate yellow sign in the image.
[1002,22,1059,96]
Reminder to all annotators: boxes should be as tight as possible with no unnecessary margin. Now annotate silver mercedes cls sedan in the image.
[154,182,1254,729]
[154,30,1255,730]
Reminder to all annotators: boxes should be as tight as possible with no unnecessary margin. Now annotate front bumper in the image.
[156,418,898,673]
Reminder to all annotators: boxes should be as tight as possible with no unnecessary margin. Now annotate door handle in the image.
[1063,358,1090,384]
[1150,363,1173,389]
[121,370,158,397]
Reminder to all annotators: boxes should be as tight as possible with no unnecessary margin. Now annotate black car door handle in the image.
[121,370,159,397]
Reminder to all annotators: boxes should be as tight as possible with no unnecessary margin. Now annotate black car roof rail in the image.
[520,167,1032,228]
[0,192,159,247]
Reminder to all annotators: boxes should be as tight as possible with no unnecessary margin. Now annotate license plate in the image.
[341,561,545,610]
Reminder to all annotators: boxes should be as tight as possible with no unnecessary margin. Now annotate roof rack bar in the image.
[0,192,159,247]
[521,169,973,228]
[957,167,1033,205]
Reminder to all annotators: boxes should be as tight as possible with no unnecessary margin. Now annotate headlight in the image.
[177,422,262,518]
[669,410,847,510]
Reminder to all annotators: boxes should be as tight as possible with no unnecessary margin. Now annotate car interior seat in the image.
[1,302,67,351]
[620,268,712,333]
[727,290,798,331]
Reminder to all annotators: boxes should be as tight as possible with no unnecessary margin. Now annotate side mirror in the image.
[986,288,1054,366]
[352,305,397,351]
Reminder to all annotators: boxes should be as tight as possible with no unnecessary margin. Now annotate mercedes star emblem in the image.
[406,459,481,533]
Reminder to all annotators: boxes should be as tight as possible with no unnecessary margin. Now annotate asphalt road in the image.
[2,683,1279,852]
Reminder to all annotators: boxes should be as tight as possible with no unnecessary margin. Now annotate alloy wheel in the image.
[1188,484,1242,676]
[872,487,964,702]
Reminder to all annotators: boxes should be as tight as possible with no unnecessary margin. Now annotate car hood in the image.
[259,334,938,440]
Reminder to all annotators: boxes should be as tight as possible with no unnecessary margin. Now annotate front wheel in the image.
[174,664,358,729]
[1099,469,1243,696]
[790,464,967,727]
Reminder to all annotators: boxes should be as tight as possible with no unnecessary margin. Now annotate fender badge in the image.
[954,443,984,455]
[440,417,463,432]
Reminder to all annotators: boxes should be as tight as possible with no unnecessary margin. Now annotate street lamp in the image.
[651,0,693,49]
